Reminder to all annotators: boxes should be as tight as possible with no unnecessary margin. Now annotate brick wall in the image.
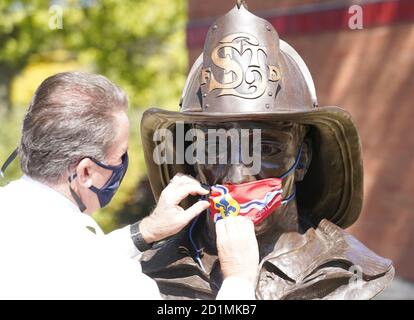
[187,0,414,281]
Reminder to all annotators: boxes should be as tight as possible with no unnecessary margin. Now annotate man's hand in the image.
[139,173,210,243]
[216,216,259,285]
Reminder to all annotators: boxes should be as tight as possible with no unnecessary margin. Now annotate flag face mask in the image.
[209,177,283,224]
[206,144,302,225]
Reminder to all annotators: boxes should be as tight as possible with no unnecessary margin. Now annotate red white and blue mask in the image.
[206,144,302,225]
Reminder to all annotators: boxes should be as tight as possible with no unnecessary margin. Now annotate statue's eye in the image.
[261,143,281,157]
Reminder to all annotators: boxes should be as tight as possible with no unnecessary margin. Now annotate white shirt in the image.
[0,176,254,300]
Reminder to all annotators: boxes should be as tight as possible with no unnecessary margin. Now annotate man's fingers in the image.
[245,218,255,234]
[184,200,210,221]
[216,216,255,237]
[166,183,209,205]
[161,183,209,205]
[163,174,209,204]
[215,219,226,245]
[239,217,255,238]
[170,173,201,187]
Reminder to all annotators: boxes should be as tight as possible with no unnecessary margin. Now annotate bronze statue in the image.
[139,3,394,299]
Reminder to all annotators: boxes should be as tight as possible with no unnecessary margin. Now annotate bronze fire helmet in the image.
[139,2,394,299]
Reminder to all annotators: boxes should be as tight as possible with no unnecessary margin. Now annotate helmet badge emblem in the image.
[201,32,280,100]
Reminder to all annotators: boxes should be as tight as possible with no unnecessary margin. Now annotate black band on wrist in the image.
[130,220,153,252]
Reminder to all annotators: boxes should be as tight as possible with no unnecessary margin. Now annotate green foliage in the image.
[0,0,188,231]
[0,108,24,187]
[0,0,187,109]
[67,0,188,109]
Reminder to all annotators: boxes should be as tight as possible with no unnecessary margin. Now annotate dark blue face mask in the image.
[89,152,129,208]
[69,152,129,212]
[0,148,129,212]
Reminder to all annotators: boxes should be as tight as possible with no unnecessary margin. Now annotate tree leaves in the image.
[0,0,188,231]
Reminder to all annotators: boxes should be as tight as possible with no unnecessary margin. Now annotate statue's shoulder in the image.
[140,231,217,300]
[140,231,194,274]
[257,219,394,300]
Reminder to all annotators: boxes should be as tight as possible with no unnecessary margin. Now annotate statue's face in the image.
[194,121,309,235]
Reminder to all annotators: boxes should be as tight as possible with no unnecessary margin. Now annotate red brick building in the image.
[186,0,414,282]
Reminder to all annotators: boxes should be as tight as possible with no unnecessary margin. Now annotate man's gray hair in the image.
[19,71,128,184]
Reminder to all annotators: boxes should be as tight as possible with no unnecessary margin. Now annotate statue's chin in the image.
[200,196,289,238]
[254,209,280,236]
[254,204,297,237]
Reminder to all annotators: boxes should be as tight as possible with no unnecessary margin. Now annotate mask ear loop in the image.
[278,143,303,204]
[67,153,128,212]
[0,147,19,181]
[188,146,209,272]
[278,144,303,179]
[68,173,87,212]
[282,188,296,205]
[189,211,207,273]
[188,185,210,273]
[187,142,209,272]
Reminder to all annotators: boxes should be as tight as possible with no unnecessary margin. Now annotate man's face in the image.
[194,121,306,234]
[75,110,130,215]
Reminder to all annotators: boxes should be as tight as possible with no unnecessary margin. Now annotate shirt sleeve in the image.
[216,276,256,300]
[104,225,142,259]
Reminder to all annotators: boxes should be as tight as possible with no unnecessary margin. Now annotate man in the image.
[139,3,394,299]
[0,71,259,299]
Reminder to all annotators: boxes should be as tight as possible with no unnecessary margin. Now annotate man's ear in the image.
[295,137,312,182]
[75,158,94,188]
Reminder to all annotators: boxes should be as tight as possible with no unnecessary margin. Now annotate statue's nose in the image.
[221,164,256,184]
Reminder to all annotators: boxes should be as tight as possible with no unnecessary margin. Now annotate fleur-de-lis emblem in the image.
[213,193,241,219]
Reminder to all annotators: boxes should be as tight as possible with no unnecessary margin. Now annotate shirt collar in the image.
[19,175,103,235]
[22,174,80,213]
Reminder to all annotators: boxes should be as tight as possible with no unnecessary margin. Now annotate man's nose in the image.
[221,164,256,184]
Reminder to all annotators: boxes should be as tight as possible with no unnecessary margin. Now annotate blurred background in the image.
[0,0,413,298]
